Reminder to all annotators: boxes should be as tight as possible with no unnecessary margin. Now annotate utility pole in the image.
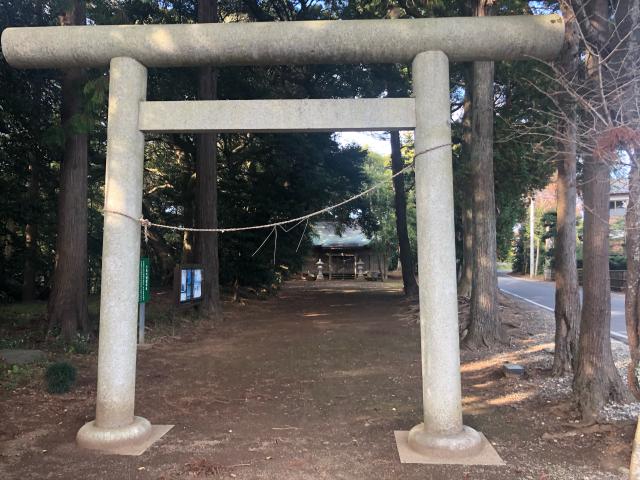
[530,197,535,278]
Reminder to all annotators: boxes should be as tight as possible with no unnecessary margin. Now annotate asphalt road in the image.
[498,273,628,343]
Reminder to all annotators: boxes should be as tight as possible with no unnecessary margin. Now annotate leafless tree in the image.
[508,0,638,418]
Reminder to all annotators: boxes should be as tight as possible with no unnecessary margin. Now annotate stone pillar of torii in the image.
[1,15,564,461]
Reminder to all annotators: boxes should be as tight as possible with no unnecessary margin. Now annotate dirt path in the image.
[0,280,633,479]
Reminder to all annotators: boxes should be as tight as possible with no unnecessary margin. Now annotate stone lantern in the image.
[356,259,365,280]
[316,259,324,280]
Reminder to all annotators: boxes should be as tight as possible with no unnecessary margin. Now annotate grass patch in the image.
[0,362,45,392]
[0,290,193,350]
[0,301,46,327]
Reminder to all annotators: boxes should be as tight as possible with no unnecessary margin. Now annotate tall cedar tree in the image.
[464,0,505,348]
[390,131,418,296]
[21,26,45,301]
[572,0,628,420]
[47,0,89,341]
[458,65,473,298]
[22,116,41,301]
[195,0,222,319]
[551,1,580,376]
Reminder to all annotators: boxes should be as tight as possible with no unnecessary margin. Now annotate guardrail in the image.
[577,269,627,291]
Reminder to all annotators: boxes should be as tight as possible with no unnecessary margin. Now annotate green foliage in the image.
[511,224,528,274]
[45,361,77,394]
[1,0,378,299]
[540,211,556,269]
[511,209,557,275]
[1,363,42,391]
[0,0,564,314]
[358,148,417,271]
[491,59,555,260]
[66,333,91,354]
[576,255,627,270]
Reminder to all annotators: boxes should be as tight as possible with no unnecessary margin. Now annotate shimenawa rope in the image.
[102,143,451,241]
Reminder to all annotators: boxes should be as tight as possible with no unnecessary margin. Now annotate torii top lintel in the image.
[1,15,564,69]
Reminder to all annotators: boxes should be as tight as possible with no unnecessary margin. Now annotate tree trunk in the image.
[574,151,628,419]
[22,157,39,301]
[194,0,222,319]
[459,203,473,296]
[390,130,418,296]
[552,117,581,375]
[552,1,580,376]
[142,202,176,287]
[181,228,194,263]
[622,0,640,400]
[618,0,639,470]
[458,70,473,298]
[631,416,640,479]
[22,224,38,301]
[383,251,388,280]
[464,58,503,348]
[529,198,535,278]
[47,0,88,341]
[22,0,46,303]
[181,174,196,264]
[627,152,640,399]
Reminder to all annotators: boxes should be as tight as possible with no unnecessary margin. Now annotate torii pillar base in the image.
[394,429,504,465]
[77,418,173,456]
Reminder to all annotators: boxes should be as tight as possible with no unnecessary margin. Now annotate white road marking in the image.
[500,287,628,343]
[611,331,629,342]
[500,288,553,312]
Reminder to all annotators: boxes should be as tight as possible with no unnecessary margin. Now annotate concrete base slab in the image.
[0,349,46,365]
[394,431,504,465]
[112,424,173,455]
[80,424,173,456]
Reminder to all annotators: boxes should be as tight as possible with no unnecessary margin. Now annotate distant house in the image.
[533,175,629,256]
[534,175,628,220]
[609,177,629,218]
[303,221,383,280]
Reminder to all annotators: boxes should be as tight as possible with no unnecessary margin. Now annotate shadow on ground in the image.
[0,280,632,479]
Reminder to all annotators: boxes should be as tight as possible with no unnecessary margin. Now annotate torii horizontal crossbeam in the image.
[138,99,416,133]
[1,15,564,69]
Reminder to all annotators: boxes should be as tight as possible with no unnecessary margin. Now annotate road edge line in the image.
[499,288,553,312]
[500,288,628,344]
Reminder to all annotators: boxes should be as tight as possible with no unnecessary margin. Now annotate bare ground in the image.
[0,280,635,479]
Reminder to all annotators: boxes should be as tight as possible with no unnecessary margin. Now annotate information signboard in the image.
[178,265,203,304]
[139,257,150,304]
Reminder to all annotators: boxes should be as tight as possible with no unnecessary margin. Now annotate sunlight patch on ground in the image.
[323,365,391,378]
[460,342,555,374]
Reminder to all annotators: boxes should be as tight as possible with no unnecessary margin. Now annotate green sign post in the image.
[138,257,150,344]
[139,257,150,304]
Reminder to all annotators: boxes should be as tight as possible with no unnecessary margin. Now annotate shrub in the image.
[67,333,91,355]
[45,362,77,394]
[609,255,627,270]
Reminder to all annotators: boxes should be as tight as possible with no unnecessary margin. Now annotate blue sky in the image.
[335,131,392,156]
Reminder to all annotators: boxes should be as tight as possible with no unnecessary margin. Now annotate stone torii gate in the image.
[2,15,564,461]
